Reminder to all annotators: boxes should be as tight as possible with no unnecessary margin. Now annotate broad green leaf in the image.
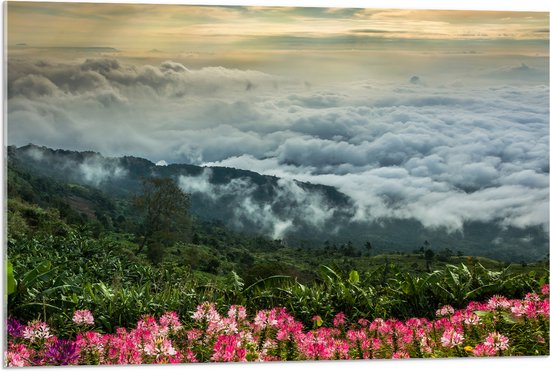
[501,313,519,324]
[7,261,17,295]
[474,310,491,318]
[314,316,323,327]
[348,270,360,284]
[22,260,52,288]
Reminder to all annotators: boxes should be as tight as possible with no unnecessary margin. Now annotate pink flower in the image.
[524,293,541,302]
[297,329,337,360]
[227,305,247,322]
[22,321,52,342]
[541,284,549,296]
[510,302,527,317]
[334,339,349,360]
[143,338,177,359]
[333,312,346,327]
[253,310,268,330]
[392,351,410,359]
[405,317,426,328]
[185,349,198,363]
[369,318,390,333]
[73,310,94,326]
[420,336,435,354]
[8,291,548,364]
[266,308,281,327]
[186,329,202,342]
[192,302,219,323]
[436,305,455,317]
[466,301,485,311]
[5,344,32,367]
[159,312,181,333]
[211,334,246,362]
[487,295,511,310]
[473,343,497,357]
[463,312,480,326]
[346,329,366,343]
[136,315,159,334]
[393,321,414,344]
[484,332,509,351]
[539,299,550,317]
[440,329,464,348]
[367,337,381,351]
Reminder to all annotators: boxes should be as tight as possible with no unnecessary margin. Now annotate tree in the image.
[364,241,373,252]
[424,249,435,272]
[133,177,191,259]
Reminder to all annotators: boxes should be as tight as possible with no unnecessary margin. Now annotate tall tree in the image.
[133,177,191,258]
[365,241,373,253]
[424,248,435,272]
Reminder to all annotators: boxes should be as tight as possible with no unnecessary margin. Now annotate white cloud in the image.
[177,168,338,238]
[16,145,127,187]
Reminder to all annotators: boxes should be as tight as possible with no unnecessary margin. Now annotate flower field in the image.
[5,285,549,366]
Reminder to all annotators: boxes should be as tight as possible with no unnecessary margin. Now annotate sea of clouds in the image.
[7,56,549,235]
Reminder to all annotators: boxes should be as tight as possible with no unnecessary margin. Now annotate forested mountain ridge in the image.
[7,143,549,262]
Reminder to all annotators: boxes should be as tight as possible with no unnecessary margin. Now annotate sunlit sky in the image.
[8,2,549,51]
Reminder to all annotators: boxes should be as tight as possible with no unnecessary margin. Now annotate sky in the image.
[5,1,550,234]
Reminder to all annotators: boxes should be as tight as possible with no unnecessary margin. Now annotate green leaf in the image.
[22,260,52,289]
[7,261,17,295]
[227,271,244,292]
[474,310,491,318]
[501,313,519,324]
[348,270,360,284]
[314,316,323,328]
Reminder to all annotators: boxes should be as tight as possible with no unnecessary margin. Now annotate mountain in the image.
[7,144,549,262]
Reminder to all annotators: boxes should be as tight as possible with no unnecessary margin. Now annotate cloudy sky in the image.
[6,1,549,233]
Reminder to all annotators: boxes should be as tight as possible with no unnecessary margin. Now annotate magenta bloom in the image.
[44,339,79,365]
[73,310,94,326]
[7,318,24,338]
[333,312,346,327]
[211,334,246,362]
